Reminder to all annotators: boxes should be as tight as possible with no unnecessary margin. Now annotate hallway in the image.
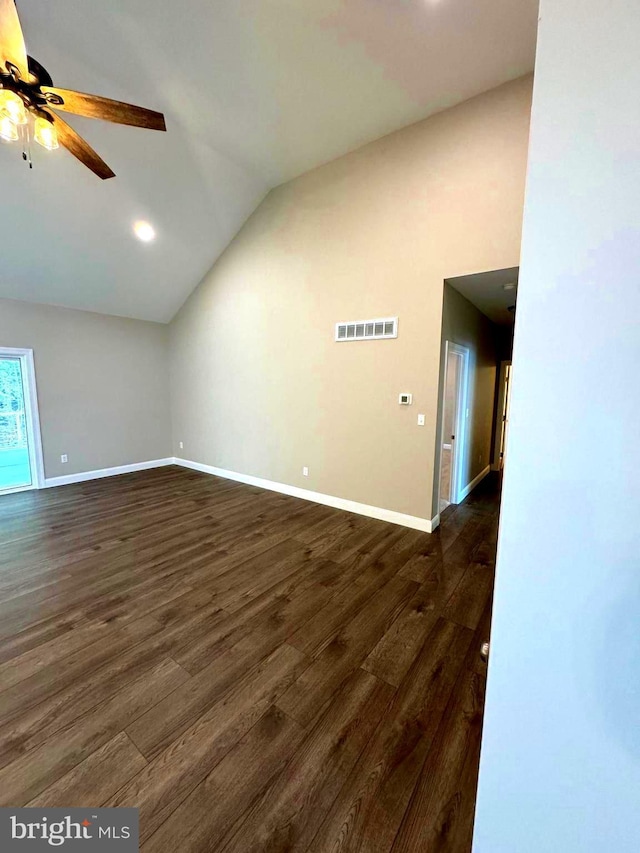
[0,467,500,850]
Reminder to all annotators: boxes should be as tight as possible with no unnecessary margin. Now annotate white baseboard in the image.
[41,455,438,534]
[457,465,491,502]
[44,458,174,488]
[174,457,436,533]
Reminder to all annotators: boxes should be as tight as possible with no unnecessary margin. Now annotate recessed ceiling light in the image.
[133,220,156,242]
[503,283,516,291]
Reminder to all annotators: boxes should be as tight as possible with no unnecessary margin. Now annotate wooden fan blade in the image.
[41,87,166,131]
[0,0,28,79]
[51,113,115,180]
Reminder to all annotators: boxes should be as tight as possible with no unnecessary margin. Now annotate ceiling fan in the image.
[0,0,166,179]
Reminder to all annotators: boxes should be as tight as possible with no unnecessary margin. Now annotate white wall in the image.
[473,1,640,850]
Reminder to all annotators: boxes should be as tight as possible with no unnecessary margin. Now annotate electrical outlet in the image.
[179,441,184,450]
[60,454,68,464]
[302,466,309,477]
[417,414,425,426]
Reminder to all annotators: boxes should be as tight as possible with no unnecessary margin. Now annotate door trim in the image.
[0,347,45,494]
[449,342,470,504]
[437,341,471,509]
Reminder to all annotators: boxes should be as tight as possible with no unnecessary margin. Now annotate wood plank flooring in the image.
[0,465,500,851]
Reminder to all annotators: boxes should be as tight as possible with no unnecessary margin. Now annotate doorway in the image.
[0,348,44,494]
[438,341,469,510]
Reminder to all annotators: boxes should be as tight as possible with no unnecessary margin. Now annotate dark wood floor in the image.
[0,466,500,851]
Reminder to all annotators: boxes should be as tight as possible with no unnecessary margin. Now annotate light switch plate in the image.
[417,414,425,426]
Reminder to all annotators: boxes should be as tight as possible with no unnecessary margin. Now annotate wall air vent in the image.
[335,317,398,342]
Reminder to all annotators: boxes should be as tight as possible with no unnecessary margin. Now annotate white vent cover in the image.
[335,317,398,342]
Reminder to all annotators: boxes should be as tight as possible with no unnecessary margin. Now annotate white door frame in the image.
[437,341,470,508]
[0,347,45,494]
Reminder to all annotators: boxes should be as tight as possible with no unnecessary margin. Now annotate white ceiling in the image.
[1,0,539,322]
[448,266,519,325]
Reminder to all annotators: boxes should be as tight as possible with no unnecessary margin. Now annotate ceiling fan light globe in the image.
[0,115,19,142]
[0,91,27,125]
[34,117,59,151]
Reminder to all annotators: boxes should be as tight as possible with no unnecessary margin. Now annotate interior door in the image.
[439,347,463,507]
[499,363,512,469]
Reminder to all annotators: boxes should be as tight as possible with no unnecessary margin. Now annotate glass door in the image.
[0,351,42,494]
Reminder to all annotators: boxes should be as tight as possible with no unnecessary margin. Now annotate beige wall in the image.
[435,284,499,512]
[170,75,532,521]
[0,298,172,479]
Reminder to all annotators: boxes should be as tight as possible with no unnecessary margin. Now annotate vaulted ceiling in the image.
[0,0,539,322]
